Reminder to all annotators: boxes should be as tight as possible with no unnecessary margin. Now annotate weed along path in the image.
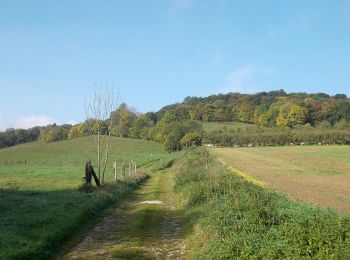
[64,170,187,259]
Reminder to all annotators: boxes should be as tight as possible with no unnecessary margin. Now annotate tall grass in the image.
[174,149,350,258]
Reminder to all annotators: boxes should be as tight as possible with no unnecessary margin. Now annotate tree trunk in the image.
[97,133,101,181]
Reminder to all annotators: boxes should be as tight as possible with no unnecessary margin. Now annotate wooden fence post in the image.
[113,160,117,182]
[85,160,101,187]
[122,161,126,179]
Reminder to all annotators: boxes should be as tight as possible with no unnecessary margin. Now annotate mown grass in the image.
[0,136,168,259]
[174,148,350,259]
[212,146,350,214]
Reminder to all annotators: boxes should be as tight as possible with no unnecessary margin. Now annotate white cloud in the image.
[213,65,277,95]
[66,119,77,125]
[226,66,254,91]
[13,115,57,129]
[0,115,78,131]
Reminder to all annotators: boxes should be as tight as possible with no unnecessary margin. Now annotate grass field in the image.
[212,145,350,215]
[0,137,171,259]
[202,121,255,133]
[0,136,169,190]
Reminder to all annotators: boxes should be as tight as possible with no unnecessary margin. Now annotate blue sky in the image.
[1,0,350,130]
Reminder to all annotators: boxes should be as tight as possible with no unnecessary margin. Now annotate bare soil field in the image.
[212,145,350,215]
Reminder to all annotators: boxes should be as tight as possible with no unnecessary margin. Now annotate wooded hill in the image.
[1,90,349,150]
[156,90,350,127]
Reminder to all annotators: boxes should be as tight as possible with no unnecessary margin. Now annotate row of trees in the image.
[0,127,41,148]
[205,124,350,147]
[0,124,76,149]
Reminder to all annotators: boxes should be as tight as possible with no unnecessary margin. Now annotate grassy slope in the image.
[212,146,350,214]
[0,137,169,259]
[174,149,350,259]
[0,136,167,190]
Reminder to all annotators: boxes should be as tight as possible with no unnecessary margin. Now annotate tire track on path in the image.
[64,171,187,259]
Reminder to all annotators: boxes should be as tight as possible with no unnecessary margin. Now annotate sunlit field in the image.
[212,145,350,214]
[0,136,168,190]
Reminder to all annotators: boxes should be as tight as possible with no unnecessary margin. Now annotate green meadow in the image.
[2,136,350,259]
[0,136,169,189]
[0,137,170,259]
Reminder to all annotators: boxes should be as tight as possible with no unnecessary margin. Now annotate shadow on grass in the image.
[0,181,143,260]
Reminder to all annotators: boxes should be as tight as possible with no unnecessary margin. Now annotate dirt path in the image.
[64,171,187,259]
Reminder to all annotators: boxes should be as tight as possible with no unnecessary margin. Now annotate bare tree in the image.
[85,84,119,184]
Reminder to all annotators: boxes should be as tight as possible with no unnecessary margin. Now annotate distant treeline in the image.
[205,123,350,147]
[1,90,350,151]
[0,124,72,149]
[0,127,41,148]
[0,104,203,152]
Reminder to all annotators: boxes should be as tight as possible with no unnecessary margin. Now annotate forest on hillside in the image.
[1,90,349,150]
[158,90,350,127]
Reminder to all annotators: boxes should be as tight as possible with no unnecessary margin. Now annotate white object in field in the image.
[140,200,164,205]
[113,160,117,181]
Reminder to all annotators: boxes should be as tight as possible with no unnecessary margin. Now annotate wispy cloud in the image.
[169,0,192,16]
[225,66,254,92]
[0,115,77,131]
[13,115,57,129]
[263,67,277,76]
[66,119,78,125]
[214,65,277,95]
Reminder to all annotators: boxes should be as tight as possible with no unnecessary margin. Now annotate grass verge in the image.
[174,148,350,259]
[0,174,148,260]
